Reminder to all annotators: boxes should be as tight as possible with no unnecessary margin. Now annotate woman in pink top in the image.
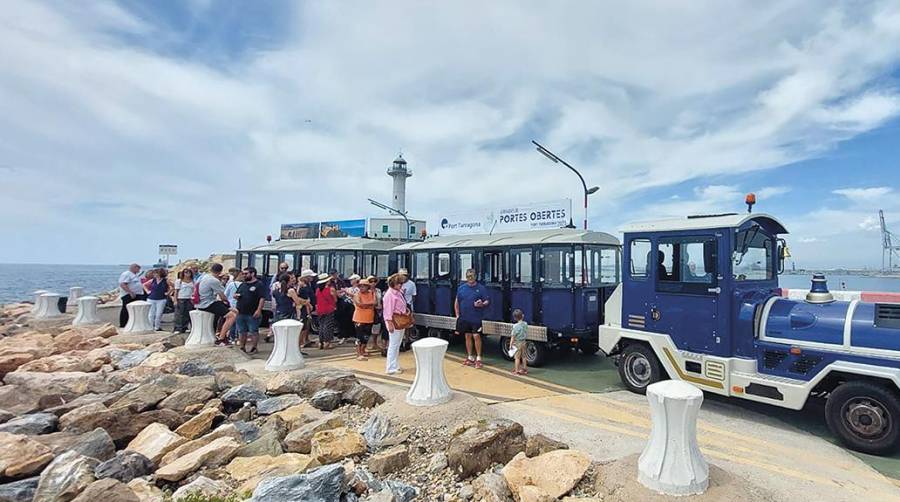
[382,273,408,375]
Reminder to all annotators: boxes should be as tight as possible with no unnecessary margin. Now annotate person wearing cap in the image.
[297,269,316,348]
[315,273,338,349]
[351,277,377,361]
[398,268,417,310]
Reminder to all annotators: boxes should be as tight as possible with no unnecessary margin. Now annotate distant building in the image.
[368,217,426,240]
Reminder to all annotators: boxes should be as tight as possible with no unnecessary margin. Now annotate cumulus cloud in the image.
[832,187,894,201]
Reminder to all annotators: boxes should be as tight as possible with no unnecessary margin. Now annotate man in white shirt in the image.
[118,263,145,327]
[198,263,237,345]
[399,269,417,310]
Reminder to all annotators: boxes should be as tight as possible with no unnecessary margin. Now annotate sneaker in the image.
[474,360,483,369]
[173,330,182,335]
[462,359,475,367]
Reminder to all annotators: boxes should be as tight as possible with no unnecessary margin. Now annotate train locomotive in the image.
[599,211,900,455]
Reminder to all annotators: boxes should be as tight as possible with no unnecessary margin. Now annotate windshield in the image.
[733,225,774,281]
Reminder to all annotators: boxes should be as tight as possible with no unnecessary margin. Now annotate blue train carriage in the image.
[599,212,900,455]
[391,228,621,366]
[236,237,399,282]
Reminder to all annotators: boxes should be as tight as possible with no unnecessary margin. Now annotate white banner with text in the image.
[437,199,572,236]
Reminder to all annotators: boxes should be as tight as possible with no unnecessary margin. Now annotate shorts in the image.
[456,318,482,335]
[235,314,260,334]
[514,340,527,351]
[200,301,230,317]
[355,323,372,344]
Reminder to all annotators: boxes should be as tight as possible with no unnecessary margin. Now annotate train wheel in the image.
[427,327,444,339]
[825,380,900,455]
[524,341,548,367]
[499,336,514,361]
[618,343,663,394]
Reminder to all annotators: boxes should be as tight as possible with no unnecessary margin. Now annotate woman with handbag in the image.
[382,273,412,375]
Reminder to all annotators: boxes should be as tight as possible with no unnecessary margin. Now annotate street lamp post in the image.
[532,140,599,230]
[368,198,410,240]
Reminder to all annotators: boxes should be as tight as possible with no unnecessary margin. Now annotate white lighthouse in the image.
[387,154,412,213]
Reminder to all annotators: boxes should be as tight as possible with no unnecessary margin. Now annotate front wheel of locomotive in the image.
[617,343,665,394]
[825,380,900,455]
[499,337,548,366]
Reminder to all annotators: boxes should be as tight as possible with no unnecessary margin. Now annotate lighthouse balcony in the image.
[387,166,412,177]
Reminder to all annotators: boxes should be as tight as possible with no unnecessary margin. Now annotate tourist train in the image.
[237,209,900,455]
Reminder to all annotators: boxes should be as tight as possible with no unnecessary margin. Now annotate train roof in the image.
[393,228,620,251]
[239,237,401,253]
[621,213,788,234]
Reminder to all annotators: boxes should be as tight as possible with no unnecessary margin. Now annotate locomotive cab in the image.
[600,211,900,456]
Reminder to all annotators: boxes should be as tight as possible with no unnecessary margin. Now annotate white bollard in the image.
[184,310,217,347]
[266,319,305,371]
[30,290,48,314]
[638,380,709,496]
[34,293,62,319]
[72,296,101,326]
[122,300,153,333]
[406,337,452,406]
[67,286,84,306]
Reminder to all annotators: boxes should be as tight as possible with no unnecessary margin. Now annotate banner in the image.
[319,219,366,238]
[438,199,572,236]
[280,222,320,240]
[158,244,177,256]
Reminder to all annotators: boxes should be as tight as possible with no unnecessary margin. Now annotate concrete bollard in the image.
[30,290,48,314]
[122,300,153,333]
[406,337,452,406]
[72,296,101,326]
[266,319,305,371]
[34,293,62,319]
[67,286,84,306]
[638,380,709,496]
[184,310,217,346]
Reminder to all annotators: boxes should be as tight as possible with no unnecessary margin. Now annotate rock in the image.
[428,452,449,473]
[88,324,118,339]
[124,423,185,464]
[35,428,116,461]
[154,436,240,482]
[348,471,417,502]
[114,410,185,446]
[266,368,358,396]
[472,472,512,502]
[109,384,169,413]
[115,351,150,370]
[125,478,164,502]
[43,391,124,417]
[0,386,41,415]
[157,388,215,413]
[516,484,554,502]
[448,419,526,479]
[226,454,319,492]
[59,402,116,434]
[310,427,368,464]
[94,451,154,483]
[17,354,93,373]
[0,476,39,502]
[362,413,409,451]
[274,403,323,429]
[0,412,58,435]
[220,384,267,406]
[33,451,98,502]
[171,476,228,501]
[0,353,38,377]
[71,479,139,502]
[501,450,591,501]
[259,414,289,441]
[174,408,219,440]
[459,484,475,500]
[53,331,97,354]
[228,402,253,422]
[310,389,343,411]
[284,415,345,453]
[342,383,384,408]
[0,432,55,478]
[256,394,304,415]
[235,431,284,458]
[365,488,396,502]
[214,371,252,392]
[250,463,344,502]
[147,374,216,394]
[525,434,568,458]
[3,371,119,400]
[176,359,216,377]
[0,409,13,424]
[368,445,410,475]
[158,423,243,467]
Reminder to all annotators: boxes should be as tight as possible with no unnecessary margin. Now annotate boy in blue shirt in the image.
[455,268,490,368]
[509,308,528,375]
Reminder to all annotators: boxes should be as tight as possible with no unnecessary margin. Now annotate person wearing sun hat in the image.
[315,273,338,349]
[351,277,377,361]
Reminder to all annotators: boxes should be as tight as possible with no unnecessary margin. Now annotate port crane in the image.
[880,209,900,272]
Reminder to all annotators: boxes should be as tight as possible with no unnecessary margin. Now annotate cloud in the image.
[832,186,894,201]
[757,186,792,199]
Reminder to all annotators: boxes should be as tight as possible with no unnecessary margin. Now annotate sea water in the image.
[0,263,126,304]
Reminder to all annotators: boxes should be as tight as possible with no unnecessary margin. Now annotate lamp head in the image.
[587,186,600,195]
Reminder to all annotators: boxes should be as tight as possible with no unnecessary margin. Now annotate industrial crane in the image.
[880,209,900,272]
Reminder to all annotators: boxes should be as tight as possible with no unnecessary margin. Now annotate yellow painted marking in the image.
[662,347,723,389]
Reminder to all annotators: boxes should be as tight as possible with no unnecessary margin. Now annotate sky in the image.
[1,0,900,269]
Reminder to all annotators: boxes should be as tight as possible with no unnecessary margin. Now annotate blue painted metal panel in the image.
[483,286,505,321]
[433,285,453,317]
[851,302,900,351]
[764,299,847,345]
[511,289,534,323]
[756,340,900,381]
[413,281,430,313]
[542,289,573,331]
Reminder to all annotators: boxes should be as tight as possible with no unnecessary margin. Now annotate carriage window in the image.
[574,249,584,285]
[542,247,573,287]
[458,252,474,280]
[300,255,312,272]
[267,255,280,276]
[337,254,355,277]
[436,252,451,279]
[657,237,717,294]
[376,254,388,277]
[733,227,774,281]
[414,252,430,279]
[584,247,602,286]
[629,239,650,279]
[601,248,619,283]
[398,253,410,273]
[282,254,295,272]
[314,254,327,273]
[482,251,504,283]
[239,252,250,268]
[511,250,532,284]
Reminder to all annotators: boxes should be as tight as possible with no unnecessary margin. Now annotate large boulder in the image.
[71,479,139,502]
[16,353,93,373]
[221,384,267,407]
[34,428,116,461]
[214,371,252,392]
[109,384,170,413]
[125,423,185,464]
[157,387,215,413]
[58,403,117,435]
[0,476,39,502]
[235,431,284,458]
[114,350,150,370]
[250,463,344,502]
[342,383,384,408]
[154,436,241,482]
[3,371,119,400]
[525,434,569,458]
[256,394,304,415]
[93,451,154,483]
[110,409,185,446]
[60,403,183,446]
[0,386,41,415]
[447,419,527,479]
[33,451,98,502]
[0,412,58,435]
[226,454,320,492]
[159,424,243,467]
[273,403,324,430]
[171,476,229,501]
[362,413,409,452]
[176,359,216,377]
[125,478,164,502]
[309,389,343,411]
[174,408,219,440]
[0,432,55,478]
[266,368,358,396]
[43,392,124,418]
[310,427,367,464]
[501,450,591,501]
[284,415,345,454]
[368,445,410,475]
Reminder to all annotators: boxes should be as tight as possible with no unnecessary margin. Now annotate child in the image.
[509,309,528,375]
